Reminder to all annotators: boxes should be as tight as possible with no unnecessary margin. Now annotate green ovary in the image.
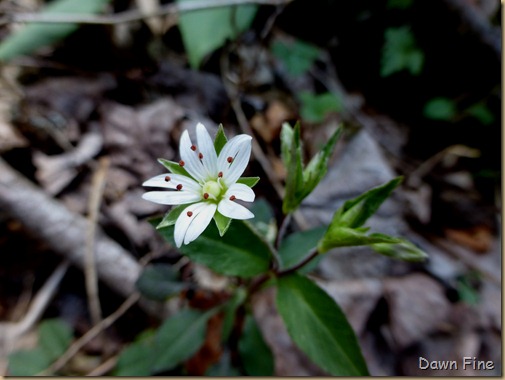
[202,180,224,200]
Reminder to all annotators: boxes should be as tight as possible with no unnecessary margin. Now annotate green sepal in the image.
[318,228,401,253]
[213,211,232,236]
[156,204,195,229]
[214,124,228,155]
[372,238,428,262]
[157,158,193,178]
[236,176,260,188]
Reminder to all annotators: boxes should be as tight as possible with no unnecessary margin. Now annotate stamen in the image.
[187,211,193,217]
[227,156,233,163]
[191,145,197,151]
[203,193,209,199]
[218,171,223,178]
[164,176,171,182]
[176,184,183,191]
[198,152,203,159]
[229,195,236,201]
[179,160,185,167]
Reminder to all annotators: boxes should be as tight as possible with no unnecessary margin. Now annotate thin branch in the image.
[0,0,293,26]
[39,292,140,376]
[0,261,69,375]
[85,157,110,327]
[86,355,118,376]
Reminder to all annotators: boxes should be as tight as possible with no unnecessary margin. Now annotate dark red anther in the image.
[218,171,223,178]
[187,211,193,217]
[229,195,236,201]
[191,145,197,151]
[227,156,233,163]
[176,184,183,191]
[164,176,171,182]
[198,153,203,159]
[179,160,185,167]
[203,193,209,199]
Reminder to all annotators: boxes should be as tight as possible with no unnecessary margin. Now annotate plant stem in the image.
[276,247,319,277]
[275,212,292,249]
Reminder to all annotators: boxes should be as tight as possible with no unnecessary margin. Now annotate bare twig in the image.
[39,292,140,376]
[0,0,293,26]
[86,355,118,376]
[0,157,141,298]
[85,157,110,327]
[0,261,69,375]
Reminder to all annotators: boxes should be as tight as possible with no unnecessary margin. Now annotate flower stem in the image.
[275,212,292,249]
[276,247,319,277]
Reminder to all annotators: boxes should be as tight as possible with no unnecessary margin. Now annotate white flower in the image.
[142,123,255,247]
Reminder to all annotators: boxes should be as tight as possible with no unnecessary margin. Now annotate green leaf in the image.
[153,308,216,373]
[38,319,73,361]
[276,274,369,376]
[221,288,247,342]
[214,124,228,155]
[299,91,342,123]
[0,0,110,62]
[329,177,403,230]
[158,220,272,278]
[157,158,193,177]
[178,1,257,68]
[8,348,52,376]
[301,126,342,198]
[213,211,232,236]
[135,264,187,301]
[423,97,457,120]
[318,228,402,253]
[387,0,413,9]
[114,330,156,376]
[465,103,494,125]
[238,314,275,376]
[278,227,326,271]
[381,26,424,77]
[236,176,260,188]
[281,122,304,213]
[205,350,242,376]
[271,39,320,76]
[371,238,428,262]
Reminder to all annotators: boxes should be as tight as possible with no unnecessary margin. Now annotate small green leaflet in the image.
[381,26,424,77]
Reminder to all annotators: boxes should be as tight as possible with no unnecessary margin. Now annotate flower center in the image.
[202,180,222,200]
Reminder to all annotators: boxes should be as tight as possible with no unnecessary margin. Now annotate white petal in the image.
[218,199,254,220]
[142,191,201,205]
[217,135,252,187]
[180,130,207,183]
[174,202,206,247]
[196,123,218,178]
[184,203,217,245]
[174,202,216,247]
[142,173,201,193]
[225,183,255,202]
